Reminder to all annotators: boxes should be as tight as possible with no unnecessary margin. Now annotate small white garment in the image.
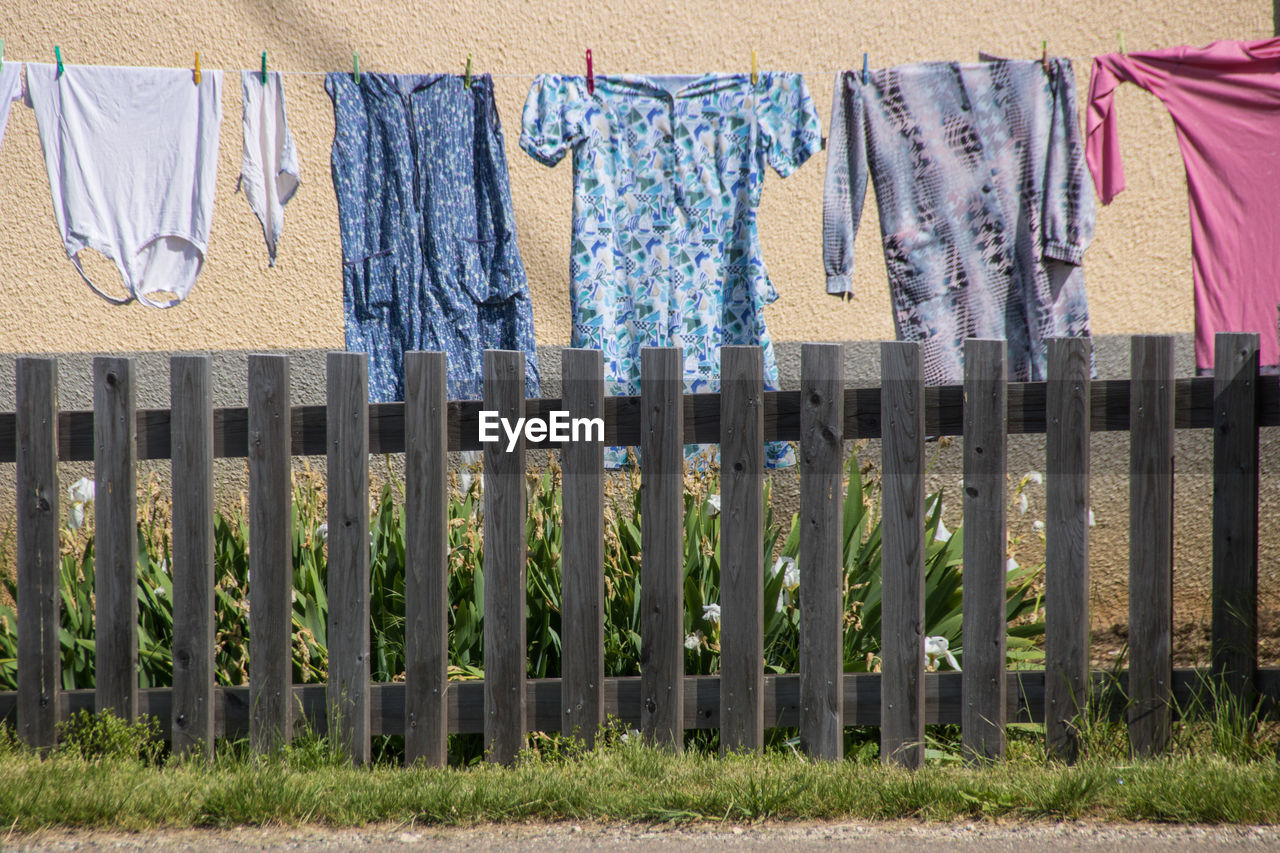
[0,62,22,152]
[240,70,299,266]
[25,63,222,307]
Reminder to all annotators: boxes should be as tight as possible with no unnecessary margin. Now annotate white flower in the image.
[706,494,721,517]
[153,586,166,597]
[772,556,800,589]
[702,603,721,625]
[315,523,328,542]
[925,636,961,671]
[1007,557,1020,574]
[1024,470,1043,486]
[68,477,95,504]
[619,728,640,744]
[935,518,951,542]
[1017,493,1029,515]
[1031,520,1045,534]
[69,502,86,530]
[684,631,703,651]
[1088,508,1096,527]
[459,470,474,495]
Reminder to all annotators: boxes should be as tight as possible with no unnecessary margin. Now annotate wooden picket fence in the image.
[0,332,1275,766]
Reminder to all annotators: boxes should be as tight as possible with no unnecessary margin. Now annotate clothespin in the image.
[353,51,360,83]
[1041,40,1049,74]
[586,48,594,94]
[750,48,758,85]
[861,52,869,84]
[194,51,202,85]
[261,50,267,85]
[464,53,472,89]
[55,45,64,76]
[0,39,5,70]
[1118,31,1126,55]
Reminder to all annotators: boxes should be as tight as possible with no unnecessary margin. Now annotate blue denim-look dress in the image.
[326,72,540,402]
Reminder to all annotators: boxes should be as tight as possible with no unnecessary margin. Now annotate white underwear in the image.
[26,62,222,307]
[240,70,300,266]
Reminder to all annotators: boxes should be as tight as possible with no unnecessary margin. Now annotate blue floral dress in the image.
[327,72,540,402]
[521,72,822,467]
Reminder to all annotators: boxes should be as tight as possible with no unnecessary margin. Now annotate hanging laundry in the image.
[327,72,539,403]
[25,63,222,307]
[1087,37,1280,372]
[825,59,1094,384]
[0,62,22,152]
[240,70,300,266]
[522,72,821,468]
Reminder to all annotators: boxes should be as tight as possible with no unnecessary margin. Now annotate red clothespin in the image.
[586,48,594,94]
[1041,40,1049,74]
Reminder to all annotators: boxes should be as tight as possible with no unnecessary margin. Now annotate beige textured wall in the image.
[0,2,1276,649]
[0,0,1272,349]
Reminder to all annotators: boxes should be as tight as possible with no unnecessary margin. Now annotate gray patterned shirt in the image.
[823,58,1095,383]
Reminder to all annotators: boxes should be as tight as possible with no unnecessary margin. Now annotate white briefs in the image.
[240,70,299,266]
[26,63,222,307]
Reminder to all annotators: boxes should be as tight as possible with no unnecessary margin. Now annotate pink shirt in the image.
[1087,38,1280,371]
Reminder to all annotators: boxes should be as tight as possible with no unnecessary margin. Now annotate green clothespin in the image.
[55,45,64,76]
[261,50,267,85]
[464,53,472,89]
[353,51,360,83]
[0,39,5,70]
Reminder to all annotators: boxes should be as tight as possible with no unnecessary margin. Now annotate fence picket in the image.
[561,348,606,746]
[640,347,684,750]
[1212,332,1259,703]
[1045,337,1092,761]
[1129,335,1175,757]
[327,352,371,764]
[94,356,137,720]
[248,354,293,751]
[880,341,925,768]
[720,346,764,753]
[16,358,59,748]
[483,350,528,764]
[799,344,844,760]
[170,356,215,758]
[961,339,1008,762]
[404,351,449,766]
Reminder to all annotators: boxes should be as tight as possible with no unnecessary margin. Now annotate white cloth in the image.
[240,70,299,265]
[0,63,22,152]
[25,63,222,307]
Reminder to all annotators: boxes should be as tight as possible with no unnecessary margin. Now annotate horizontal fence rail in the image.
[1,334,1271,766]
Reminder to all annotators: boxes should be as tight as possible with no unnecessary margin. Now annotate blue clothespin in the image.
[260,50,267,85]
[353,51,360,83]
[55,45,64,76]
[861,52,869,84]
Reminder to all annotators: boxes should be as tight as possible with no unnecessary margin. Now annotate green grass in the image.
[0,713,1279,831]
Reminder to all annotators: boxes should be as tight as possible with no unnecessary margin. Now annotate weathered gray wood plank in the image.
[1211,333,1259,703]
[16,358,60,748]
[561,348,605,746]
[1045,337,1092,762]
[248,355,293,751]
[961,339,1007,762]
[798,344,844,760]
[720,346,764,753]
[879,342,925,768]
[640,347,684,751]
[404,351,449,767]
[327,352,370,764]
[1129,335,1175,757]
[94,357,137,720]
[483,350,528,764]
[170,356,215,758]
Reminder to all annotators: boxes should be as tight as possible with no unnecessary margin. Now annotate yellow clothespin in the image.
[1041,40,1048,73]
[750,48,758,85]
[194,50,202,85]
[464,53,472,89]
[1119,31,1126,55]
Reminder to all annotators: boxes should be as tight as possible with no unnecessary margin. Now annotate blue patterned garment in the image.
[327,72,540,402]
[521,72,822,467]
[824,59,1094,384]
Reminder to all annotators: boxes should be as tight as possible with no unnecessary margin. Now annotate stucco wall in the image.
[0,2,1277,654]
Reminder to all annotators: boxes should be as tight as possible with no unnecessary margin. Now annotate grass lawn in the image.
[1,712,1279,831]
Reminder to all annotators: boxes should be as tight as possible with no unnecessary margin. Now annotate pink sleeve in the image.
[1086,53,1163,205]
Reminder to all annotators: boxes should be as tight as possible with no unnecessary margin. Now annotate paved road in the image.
[9,822,1280,851]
